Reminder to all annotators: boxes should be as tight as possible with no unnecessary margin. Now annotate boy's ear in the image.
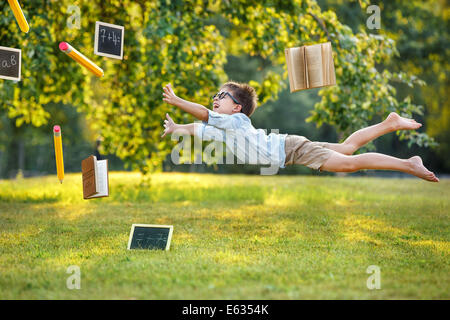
[234,104,242,113]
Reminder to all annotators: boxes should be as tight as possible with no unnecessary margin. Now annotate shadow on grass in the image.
[112,184,267,204]
[0,193,61,204]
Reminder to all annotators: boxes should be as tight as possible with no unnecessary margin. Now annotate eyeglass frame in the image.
[211,91,241,106]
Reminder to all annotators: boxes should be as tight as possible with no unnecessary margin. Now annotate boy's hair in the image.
[221,81,258,117]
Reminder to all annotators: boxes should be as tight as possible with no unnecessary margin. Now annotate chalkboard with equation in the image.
[127,224,174,250]
[0,46,21,81]
[94,21,124,60]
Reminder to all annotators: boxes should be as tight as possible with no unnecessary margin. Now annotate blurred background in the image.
[0,0,448,179]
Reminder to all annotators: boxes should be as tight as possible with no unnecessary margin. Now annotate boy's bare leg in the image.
[325,112,422,155]
[320,151,439,182]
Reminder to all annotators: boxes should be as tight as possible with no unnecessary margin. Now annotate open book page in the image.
[321,42,336,86]
[305,44,324,88]
[285,49,295,93]
[90,160,109,198]
[288,47,306,91]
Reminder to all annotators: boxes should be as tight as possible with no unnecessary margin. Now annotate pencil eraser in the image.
[53,125,61,133]
[59,42,69,51]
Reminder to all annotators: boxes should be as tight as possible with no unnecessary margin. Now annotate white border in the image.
[127,224,174,251]
[0,46,21,81]
[94,21,124,60]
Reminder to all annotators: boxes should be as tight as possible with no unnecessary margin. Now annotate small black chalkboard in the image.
[0,46,21,81]
[94,21,124,60]
[127,224,174,250]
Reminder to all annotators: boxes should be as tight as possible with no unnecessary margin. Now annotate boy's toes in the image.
[427,172,439,182]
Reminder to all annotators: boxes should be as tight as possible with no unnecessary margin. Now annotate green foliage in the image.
[317,0,448,164]
[0,0,435,174]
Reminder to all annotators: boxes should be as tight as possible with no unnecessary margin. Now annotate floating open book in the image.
[81,155,109,199]
[285,42,336,93]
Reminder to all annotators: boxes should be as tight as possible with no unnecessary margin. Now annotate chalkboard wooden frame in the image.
[94,21,124,60]
[127,224,174,251]
[0,46,21,81]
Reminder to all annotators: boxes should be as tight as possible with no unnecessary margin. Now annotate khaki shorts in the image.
[284,135,334,170]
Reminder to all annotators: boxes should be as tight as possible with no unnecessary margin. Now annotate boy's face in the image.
[212,87,242,115]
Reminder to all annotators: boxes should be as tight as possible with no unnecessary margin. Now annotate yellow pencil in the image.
[53,125,64,184]
[59,42,104,77]
[7,0,29,33]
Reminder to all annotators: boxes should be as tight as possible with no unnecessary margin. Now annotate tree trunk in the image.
[18,138,25,177]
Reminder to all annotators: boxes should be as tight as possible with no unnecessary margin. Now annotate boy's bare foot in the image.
[408,156,439,182]
[386,112,422,131]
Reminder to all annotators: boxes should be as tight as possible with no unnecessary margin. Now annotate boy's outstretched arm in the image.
[162,83,209,122]
[161,113,197,138]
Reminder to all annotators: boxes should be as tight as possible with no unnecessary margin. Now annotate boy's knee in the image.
[342,142,356,155]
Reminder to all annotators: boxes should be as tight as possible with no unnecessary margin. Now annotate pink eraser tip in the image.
[59,42,69,51]
[53,125,61,133]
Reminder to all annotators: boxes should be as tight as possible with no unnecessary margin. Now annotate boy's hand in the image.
[162,83,179,106]
[161,113,177,138]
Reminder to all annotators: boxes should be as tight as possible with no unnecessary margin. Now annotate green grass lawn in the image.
[0,172,448,299]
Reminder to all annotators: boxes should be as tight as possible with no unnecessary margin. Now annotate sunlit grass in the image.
[0,172,449,299]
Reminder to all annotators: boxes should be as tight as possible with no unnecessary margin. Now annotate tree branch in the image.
[308,12,332,43]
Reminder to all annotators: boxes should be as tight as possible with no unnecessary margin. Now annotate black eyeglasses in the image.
[212,91,241,105]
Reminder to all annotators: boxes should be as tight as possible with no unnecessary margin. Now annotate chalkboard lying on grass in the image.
[0,46,21,81]
[127,224,174,250]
